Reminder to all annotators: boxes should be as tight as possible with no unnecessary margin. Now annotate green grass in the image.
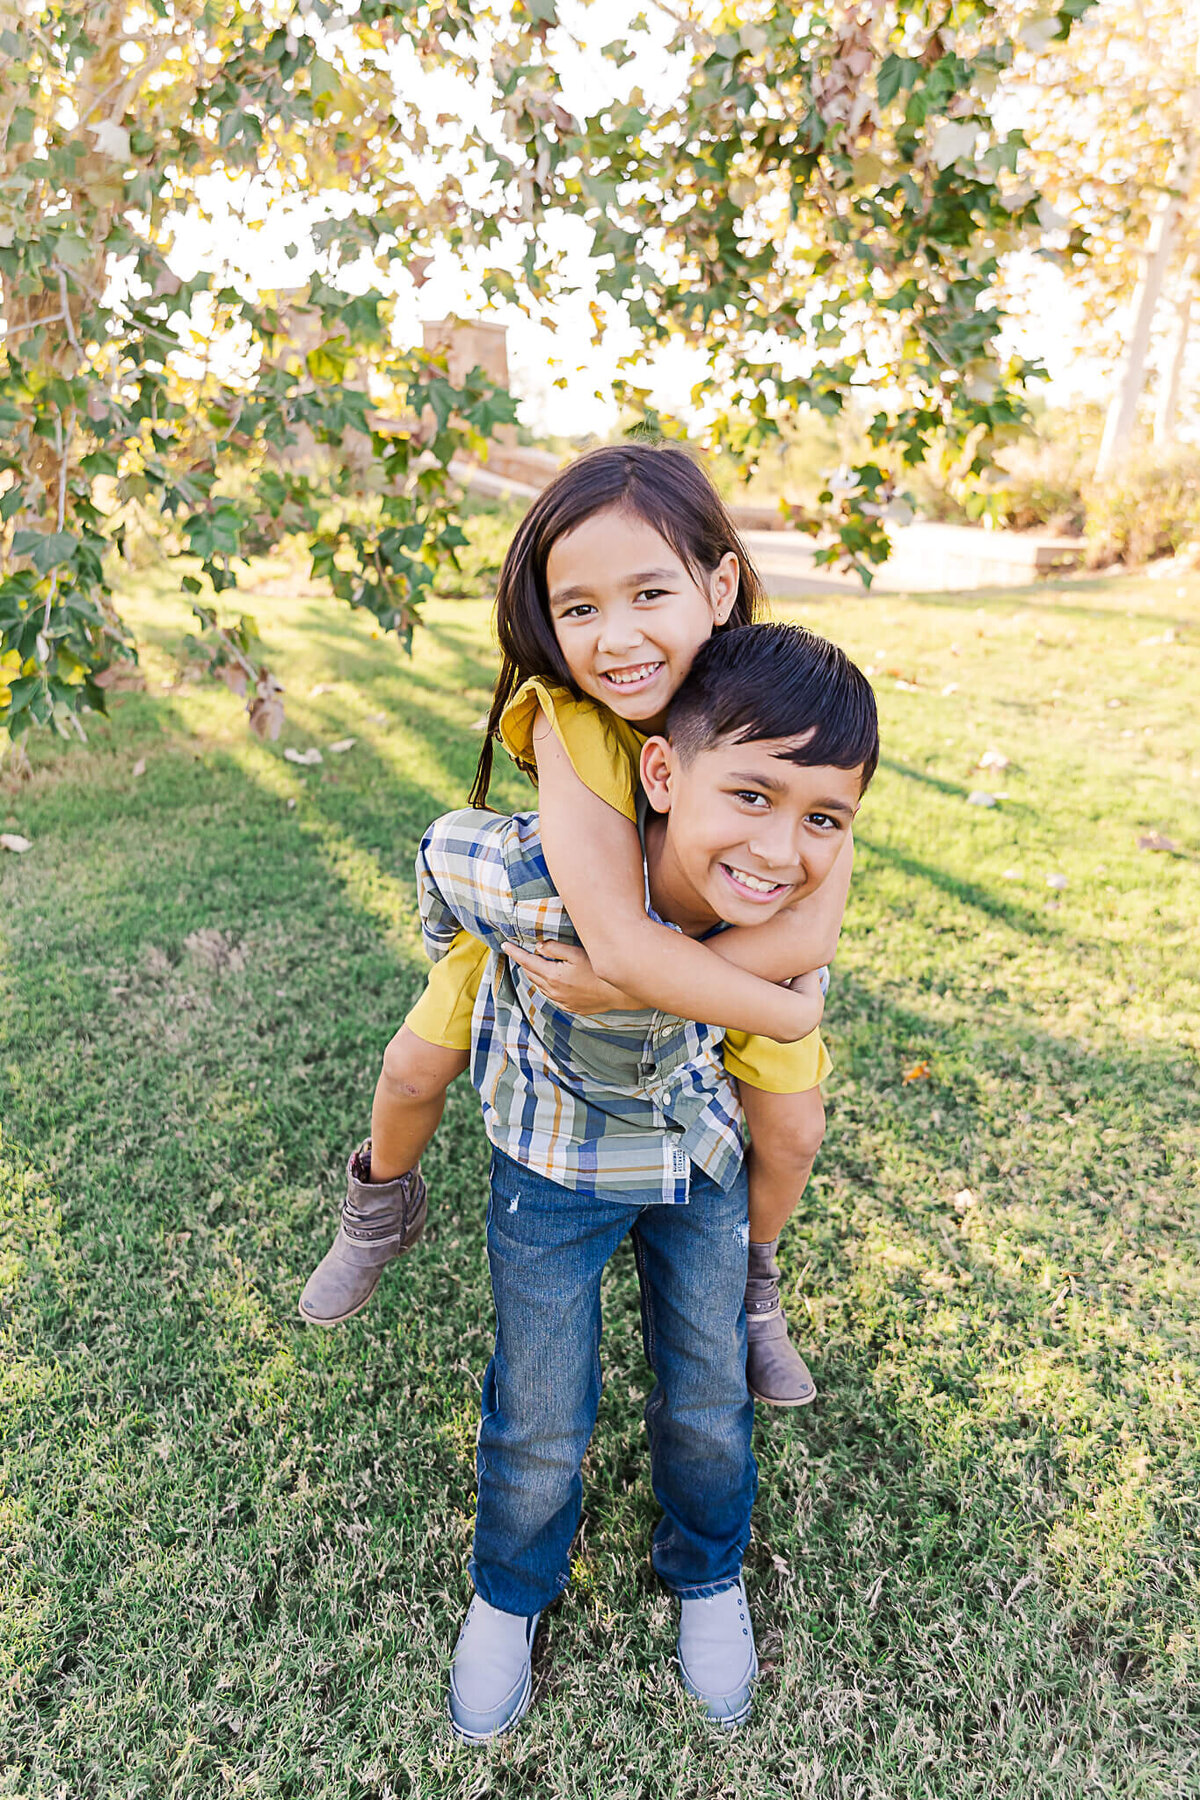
[2,535,1199,1797]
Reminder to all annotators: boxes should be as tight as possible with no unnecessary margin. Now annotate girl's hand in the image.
[785,968,825,1006]
[778,967,825,1039]
[502,940,643,1015]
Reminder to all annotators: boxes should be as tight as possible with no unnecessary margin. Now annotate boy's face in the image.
[640,733,862,932]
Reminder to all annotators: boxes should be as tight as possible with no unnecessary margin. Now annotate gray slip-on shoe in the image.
[298,1139,427,1327]
[745,1305,817,1407]
[449,1595,541,1742]
[677,1580,758,1728]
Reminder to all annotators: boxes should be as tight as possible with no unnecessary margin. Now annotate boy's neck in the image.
[642,810,723,939]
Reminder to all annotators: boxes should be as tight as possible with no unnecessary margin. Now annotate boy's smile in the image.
[639,735,862,937]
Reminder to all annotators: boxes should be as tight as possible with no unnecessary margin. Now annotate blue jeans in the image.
[470,1148,757,1616]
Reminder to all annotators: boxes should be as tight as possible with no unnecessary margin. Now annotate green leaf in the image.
[53,234,92,270]
[309,56,339,99]
[6,107,33,149]
[30,532,78,573]
[4,673,41,717]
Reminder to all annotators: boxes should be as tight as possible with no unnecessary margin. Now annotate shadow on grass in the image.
[3,677,1199,1792]
[871,575,1197,633]
[856,832,1070,947]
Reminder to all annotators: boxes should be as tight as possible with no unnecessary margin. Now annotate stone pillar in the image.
[422,319,516,443]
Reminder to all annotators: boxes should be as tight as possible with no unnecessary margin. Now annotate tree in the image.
[1,0,523,746]
[1015,0,1200,470]
[1,0,1096,753]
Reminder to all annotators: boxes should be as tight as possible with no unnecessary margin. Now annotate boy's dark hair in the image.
[470,442,764,807]
[666,622,879,792]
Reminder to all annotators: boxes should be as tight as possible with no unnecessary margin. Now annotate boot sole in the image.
[747,1380,818,1408]
[297,1271,382,1328]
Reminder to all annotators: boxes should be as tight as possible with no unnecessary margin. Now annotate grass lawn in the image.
[2,525,1199,1798]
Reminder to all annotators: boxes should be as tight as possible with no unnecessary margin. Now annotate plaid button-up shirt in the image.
[416,807,745,1206]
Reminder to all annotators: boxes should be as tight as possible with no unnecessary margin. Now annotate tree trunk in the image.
[1096,141,1198,476]
[1152,251,1195,446]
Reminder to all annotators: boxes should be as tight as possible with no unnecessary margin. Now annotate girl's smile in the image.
[597,660,665,693]
[545,507,739,730]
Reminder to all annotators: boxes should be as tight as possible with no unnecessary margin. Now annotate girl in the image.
[299,443,854,1406]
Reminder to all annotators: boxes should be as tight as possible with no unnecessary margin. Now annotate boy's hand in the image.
[502,941,642,1015]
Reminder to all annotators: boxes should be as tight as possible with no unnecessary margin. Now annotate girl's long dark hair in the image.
[469,442,765,807]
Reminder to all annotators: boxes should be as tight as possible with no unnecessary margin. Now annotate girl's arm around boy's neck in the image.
[534,727,823,1043]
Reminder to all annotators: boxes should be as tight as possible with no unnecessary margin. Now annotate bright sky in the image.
[164,0,1116,436]
[167,0,685,436]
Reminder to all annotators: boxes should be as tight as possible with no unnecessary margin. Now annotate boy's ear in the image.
[640,736,675,813]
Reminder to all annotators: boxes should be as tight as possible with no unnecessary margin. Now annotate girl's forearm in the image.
[587,914,822,1041]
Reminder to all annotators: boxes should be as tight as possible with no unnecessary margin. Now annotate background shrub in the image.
[906,404,1200,566]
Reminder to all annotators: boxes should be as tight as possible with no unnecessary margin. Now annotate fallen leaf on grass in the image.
[183,928,246,974]
[248,673,286,741]
[1137,831,1179,852]
[284,746,323,766]
[142,945,171,980]
[967,790,998,808]
[132,758,146,777]
[328,738,357,755]
[0,832,31,853]
[1046,872,1068,890]
[902,1061,931,1084]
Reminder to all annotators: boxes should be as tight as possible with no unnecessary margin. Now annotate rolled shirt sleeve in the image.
[416,807,576,963]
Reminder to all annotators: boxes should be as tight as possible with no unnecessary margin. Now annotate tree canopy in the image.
[1,0,1095,750]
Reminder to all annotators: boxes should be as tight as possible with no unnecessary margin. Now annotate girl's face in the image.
[544,505,739,732]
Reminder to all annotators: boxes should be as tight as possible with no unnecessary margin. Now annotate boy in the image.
[420,623,877,1737]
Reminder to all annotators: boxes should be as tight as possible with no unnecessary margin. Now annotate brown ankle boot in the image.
[298,1140,427,1327]
[744,1239,817,1407]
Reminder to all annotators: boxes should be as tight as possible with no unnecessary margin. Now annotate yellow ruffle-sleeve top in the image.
[404,676,829,1094]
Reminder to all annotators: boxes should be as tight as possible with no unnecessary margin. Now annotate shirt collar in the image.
[635,788,726,941]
